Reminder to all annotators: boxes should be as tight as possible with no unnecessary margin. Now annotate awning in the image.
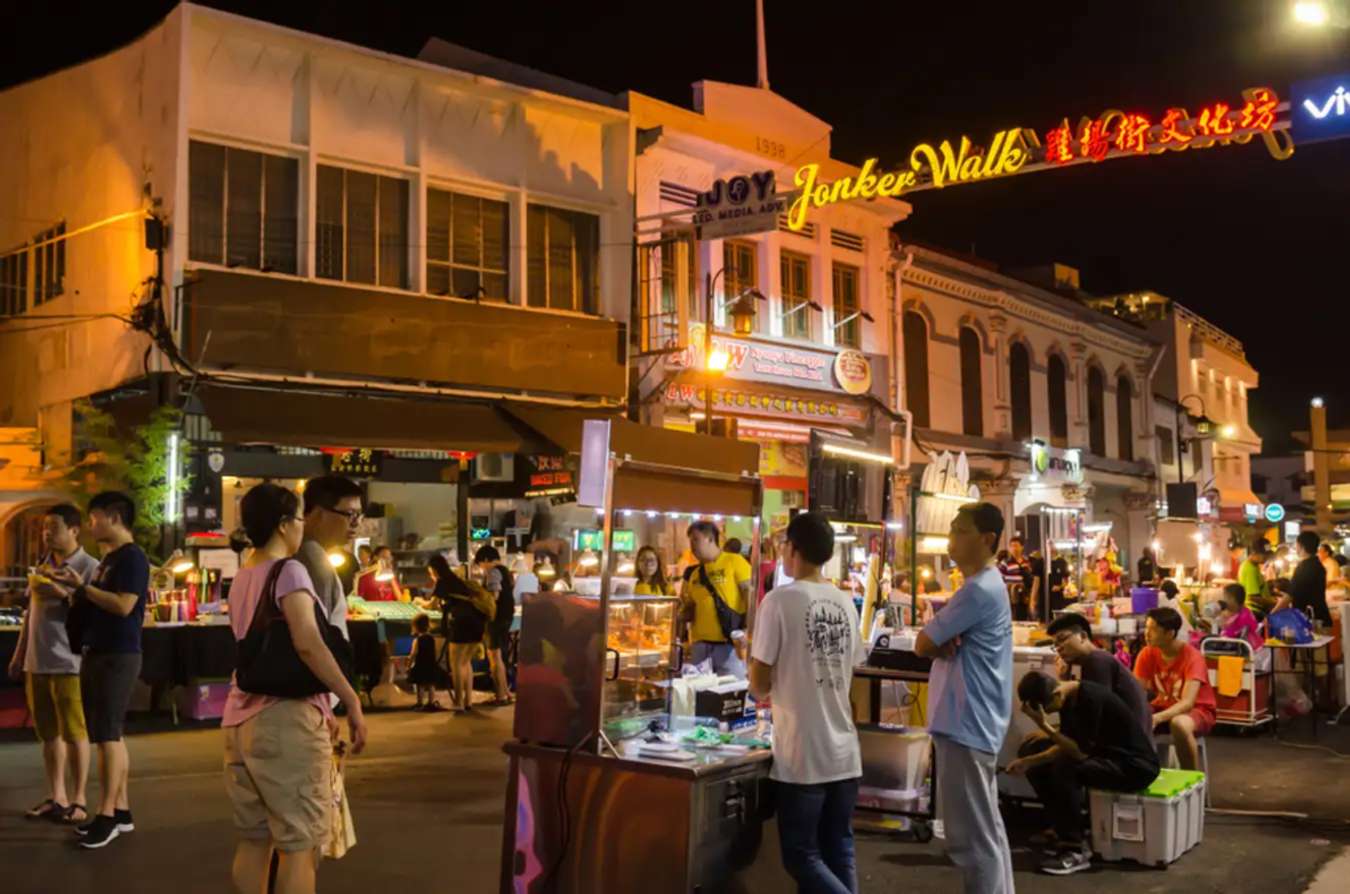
[1216,487,1262,510]
[502,404,620,455]
[197,384,544,453]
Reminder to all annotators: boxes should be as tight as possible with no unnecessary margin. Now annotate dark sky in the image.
[4,0,1347,450]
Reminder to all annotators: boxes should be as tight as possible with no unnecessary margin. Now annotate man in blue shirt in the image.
[916,502,1015,894]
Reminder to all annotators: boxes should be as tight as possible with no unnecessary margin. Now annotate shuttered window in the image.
[315,165,409,288]
[526,204,599,313]
[426,188,509,300]
[188,140,297,274]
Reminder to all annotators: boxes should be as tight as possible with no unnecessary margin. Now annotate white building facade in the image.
[0,4,634,566]
[897,248,1161,570]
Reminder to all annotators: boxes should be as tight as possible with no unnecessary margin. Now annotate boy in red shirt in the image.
[1133,607,1217,770]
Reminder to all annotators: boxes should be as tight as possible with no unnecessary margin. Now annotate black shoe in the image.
[1040,847,1092,876]
[78,815,121,850]
[74,817,97,836]
[114,809,134,833]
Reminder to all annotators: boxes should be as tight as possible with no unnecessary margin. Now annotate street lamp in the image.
[701,267,765,432]
[1294,1,1331,26]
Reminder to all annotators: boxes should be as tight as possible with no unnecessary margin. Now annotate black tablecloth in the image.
[0,628,18,689]
[2,620,396,690]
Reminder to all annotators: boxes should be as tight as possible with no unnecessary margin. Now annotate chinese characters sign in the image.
[787,85,1293,231]
[329,448,382,477]
[664,383,869,424]
[525,454,574,498]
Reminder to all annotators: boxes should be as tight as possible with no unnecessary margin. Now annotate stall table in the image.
[1269,635,1337,740]
[501,741,789,894]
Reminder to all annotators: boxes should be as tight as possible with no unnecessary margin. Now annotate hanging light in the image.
[536,557,557,579]
[616,553,635,575]
[327,551,347,568]
[728,291,760,335]
[577,549,600,569]
[171,559,194,575]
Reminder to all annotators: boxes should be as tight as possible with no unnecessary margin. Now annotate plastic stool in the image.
[1155,734,1210,807]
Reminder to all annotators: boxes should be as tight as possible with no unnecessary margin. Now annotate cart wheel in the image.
[913,821,934,844]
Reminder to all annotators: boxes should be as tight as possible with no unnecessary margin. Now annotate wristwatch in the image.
[73,584,88,603]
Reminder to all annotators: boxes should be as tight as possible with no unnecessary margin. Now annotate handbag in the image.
[684,562,745,640]
[1267,607,1314,645]
[235,559,355,698]
[324,744,357,860]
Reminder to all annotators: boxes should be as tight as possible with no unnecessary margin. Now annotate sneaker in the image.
[1040,847,1092,876]
[78,815,121,850]
[114,809,134,833]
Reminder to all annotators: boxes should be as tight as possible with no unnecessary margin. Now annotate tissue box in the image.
[695,683,748,725]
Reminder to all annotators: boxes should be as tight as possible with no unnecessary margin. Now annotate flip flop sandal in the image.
[60,804,89,825]
[25,799,61,821]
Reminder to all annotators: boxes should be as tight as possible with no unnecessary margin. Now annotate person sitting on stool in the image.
[1134,606,1217,770]
[1007,671,1161,876]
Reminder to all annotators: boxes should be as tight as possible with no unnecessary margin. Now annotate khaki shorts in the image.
[26,673,88,743]
[223,700,333,852]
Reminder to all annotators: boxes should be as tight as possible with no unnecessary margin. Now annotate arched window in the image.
[903,311,930,428]
[1009,342,1031,440]
[1116,374,1134,460]
[959,327,983,437]
[1047,353,1068,447]
[1087,366,1106,456]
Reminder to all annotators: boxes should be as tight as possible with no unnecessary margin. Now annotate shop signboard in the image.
[577,419,611,508]
[524,454,574,498]
[833,349,873,395]
[664,383,869,425]
[1027,443,1083,485]
[574,528,635,552]
[692,170,789,240]
[1264,502,1286,523]
[669,326,872,395]
[329,448,383,477]
[1244,502,1262,523]
[1284,520,1300,542]
[1291,72,1350,146]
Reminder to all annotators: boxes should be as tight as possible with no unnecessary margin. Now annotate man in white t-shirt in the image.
[750,511,866,894]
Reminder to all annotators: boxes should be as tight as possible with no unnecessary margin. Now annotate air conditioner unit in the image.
[475,453,515,482]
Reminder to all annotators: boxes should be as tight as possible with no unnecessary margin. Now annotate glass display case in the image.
[601,595,679,742]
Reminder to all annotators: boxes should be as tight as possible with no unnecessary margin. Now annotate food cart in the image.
[499,418,795,893]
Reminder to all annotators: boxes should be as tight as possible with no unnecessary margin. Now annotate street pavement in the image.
[1,705,1347,892]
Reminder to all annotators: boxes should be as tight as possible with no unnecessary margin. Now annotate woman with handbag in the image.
[223,484,368,894]
[429,554,486,713]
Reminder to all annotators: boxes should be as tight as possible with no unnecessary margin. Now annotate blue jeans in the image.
[775,778,860,894]
[690,641,743,676]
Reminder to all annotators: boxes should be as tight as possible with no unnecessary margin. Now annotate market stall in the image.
[500,417,795,893]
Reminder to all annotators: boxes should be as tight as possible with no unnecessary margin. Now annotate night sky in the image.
[4,0,1347,450]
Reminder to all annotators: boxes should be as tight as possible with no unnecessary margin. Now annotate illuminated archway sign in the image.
[788,85,1295,231]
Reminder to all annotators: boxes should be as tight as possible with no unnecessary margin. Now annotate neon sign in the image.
[786,85,1294,231]
[1292,73,1350,145]
[1304,85,1348,119]
[788,129,1031,230]
[1041,87,1289,166]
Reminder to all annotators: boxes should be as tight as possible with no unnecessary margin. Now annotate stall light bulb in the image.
[327,552,346,568]
[578,551,600,569]
[1192,532,1204,543]
[622,510,632,517]
[1209,561,1224,576]
[920,567,933,579]
[646,510,658,518]
[713,514,723,522]
[375,571,394,582]
[707,348,731,372]
[886,521,905,531]
[1151,539,1162,553]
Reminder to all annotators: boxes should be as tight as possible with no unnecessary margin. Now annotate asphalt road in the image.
[0,706,1347,892]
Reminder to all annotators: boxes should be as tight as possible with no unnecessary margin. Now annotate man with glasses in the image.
[1044,613,1152,737]
[297,475,364,642]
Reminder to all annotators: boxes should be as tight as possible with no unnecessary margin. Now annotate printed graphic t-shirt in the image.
[751,579,866,785]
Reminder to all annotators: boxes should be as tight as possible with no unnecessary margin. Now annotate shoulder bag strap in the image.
[248,558,294,636]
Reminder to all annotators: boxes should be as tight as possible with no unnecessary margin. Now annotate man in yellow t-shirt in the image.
[682,520,752,675]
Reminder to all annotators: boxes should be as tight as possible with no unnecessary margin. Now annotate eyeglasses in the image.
[322,506,365,525]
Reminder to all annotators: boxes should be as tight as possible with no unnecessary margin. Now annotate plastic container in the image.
[858,724,932,796]
[1131,586,1160,615]
[1090,768,1206,867]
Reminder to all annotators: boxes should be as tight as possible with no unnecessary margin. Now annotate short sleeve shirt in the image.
[686,551,752,643]
[921,564,1013,755]
[84,543,150,654]
[223,558,334,728]
[751,580,866,784]
[1134,643,1217,715]
[25,548,99,674]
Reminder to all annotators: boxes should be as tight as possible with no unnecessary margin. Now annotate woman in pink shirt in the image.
[223,484,367,894]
